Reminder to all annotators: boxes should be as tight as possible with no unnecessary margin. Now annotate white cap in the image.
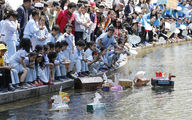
[35,3,44,8]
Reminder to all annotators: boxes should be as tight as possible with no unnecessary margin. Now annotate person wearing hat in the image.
[94,8,104,38]
[90,2,97,41]
[0,44,15,92]
[99,2,105,11]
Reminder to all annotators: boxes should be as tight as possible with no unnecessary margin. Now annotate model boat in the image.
[133,71,150,86]
[74,77,103,90]
[151,73,175,87]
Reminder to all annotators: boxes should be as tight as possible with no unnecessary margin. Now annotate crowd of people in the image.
[0,0,191,92]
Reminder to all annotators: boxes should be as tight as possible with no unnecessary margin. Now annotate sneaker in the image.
[0,87,8,92]
[61,76,69,80]
[67,73,75,79]
[78,72,84,77]
[144,41,149,45]
[13,84,21,89]
[29,83,36,87]
[56,77,63,81]
[82,72,89,76]
[33,81,39,87]
[22,85,28,89]
[44,81,54,85]
[24,83,32,88]
[38,82,44,86]
[8,84,15,91]
[99,68,106,72]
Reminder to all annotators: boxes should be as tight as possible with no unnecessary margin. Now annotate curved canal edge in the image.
[0,38,190,105]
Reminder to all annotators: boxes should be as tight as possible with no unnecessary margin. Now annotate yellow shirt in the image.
[0,56,5,66]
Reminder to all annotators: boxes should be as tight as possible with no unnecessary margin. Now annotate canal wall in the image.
[0,38,190,105]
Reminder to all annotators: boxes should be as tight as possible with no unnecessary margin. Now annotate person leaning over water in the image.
[96,26,122,51]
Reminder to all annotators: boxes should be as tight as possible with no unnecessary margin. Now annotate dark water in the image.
[1,42,192,120]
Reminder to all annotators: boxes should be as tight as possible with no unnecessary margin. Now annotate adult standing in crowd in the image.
[56,2,76,34]
[74,3,87,44]
[46,1,60,30]
[17,0,32,39]
[41,1,50,32]
[124,0,134,17]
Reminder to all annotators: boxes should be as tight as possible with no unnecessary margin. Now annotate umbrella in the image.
[129,35,141,44]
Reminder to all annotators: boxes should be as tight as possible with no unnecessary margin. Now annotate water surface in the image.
[1,42,192,120]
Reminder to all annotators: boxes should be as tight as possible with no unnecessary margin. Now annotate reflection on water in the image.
[1,42,192,119]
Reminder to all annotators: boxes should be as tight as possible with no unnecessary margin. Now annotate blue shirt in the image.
[35,26,49,46]
[10,49,28,63]
[17,4,28,37]
[96,33,117,49]
[165,8,172,16]
[46,33,56,43]
[153,19,160,27]
[57,32,74,50]
[0,20,5,41]
[177,4,185,17]
[4,19,17,41]
[176,22,181,28]
[43,53,49,65]
[23,18,39,40]
[55,51,63,64]
[74,46,83,60]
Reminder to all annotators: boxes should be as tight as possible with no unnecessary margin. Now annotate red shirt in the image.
[56,9,75,34]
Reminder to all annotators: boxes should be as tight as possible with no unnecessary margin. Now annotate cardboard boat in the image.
[74,77,103,90]
[133,77,150,86]
[151,74,175,87]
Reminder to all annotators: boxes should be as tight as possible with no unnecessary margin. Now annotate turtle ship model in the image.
[151,72,176,87]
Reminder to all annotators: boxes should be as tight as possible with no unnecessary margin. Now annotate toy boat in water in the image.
[151,73,175,87]
[74,77,103,90]
[133,71,150,86]
[133,77,150,86]
[49,87,70,112]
